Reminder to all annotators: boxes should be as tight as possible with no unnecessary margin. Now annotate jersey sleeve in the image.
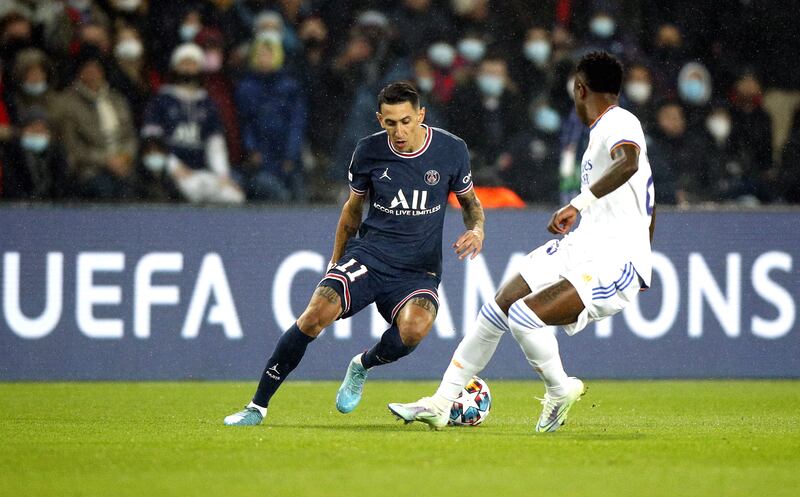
[449,140,473,196]
[603,111,646,156]
[348,140,369,196]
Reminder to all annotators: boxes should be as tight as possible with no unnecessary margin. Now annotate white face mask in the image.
[477,74,504,97]
[115,39,143,60]
[457,38,486,63]
[428,42,456,68]
[524,40,551,66]
[566,76,575,101]
[23,81,48,96]
[143,152,167,172]
[625,81,652,104]
[706,116,731,141]
[257,30,283,45]
[416,76,434,93]
[70,0,92,10]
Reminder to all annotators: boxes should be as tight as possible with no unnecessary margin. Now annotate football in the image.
[449,376,492,426]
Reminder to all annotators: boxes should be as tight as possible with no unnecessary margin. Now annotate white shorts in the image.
[517,238,642,335]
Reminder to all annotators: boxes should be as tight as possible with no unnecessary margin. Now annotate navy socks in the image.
[361,324,417,369]
[252,323,315,407]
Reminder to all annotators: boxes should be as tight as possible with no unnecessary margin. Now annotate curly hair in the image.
[576,51,623,95]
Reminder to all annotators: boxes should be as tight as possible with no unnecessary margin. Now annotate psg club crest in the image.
[425,170,440,186]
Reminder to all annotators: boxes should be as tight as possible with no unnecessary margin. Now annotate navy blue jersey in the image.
[347,124,473,276]
[141,86,224,170]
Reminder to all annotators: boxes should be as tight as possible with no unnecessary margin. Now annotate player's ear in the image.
[417,106,426,125]
[376,111,385,129]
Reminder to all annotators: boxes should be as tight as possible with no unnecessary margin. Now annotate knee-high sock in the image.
[432,301,509,410]
[252,323,315,408]
[507,300,569,396]
[361,324,416,369]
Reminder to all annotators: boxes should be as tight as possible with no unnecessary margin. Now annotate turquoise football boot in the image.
[335,355,369,413]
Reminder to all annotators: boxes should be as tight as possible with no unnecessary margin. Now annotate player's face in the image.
[377,102,426,152]
[573,73,590,125]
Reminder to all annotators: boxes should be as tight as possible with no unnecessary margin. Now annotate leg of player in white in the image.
[389,270,585,431]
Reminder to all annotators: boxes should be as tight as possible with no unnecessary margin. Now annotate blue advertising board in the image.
[1,205,798,380]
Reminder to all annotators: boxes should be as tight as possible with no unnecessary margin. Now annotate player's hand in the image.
[453,228,484,260]
[547,205,579,235]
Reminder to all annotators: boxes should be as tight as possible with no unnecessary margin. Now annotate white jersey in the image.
[571,105,654,287]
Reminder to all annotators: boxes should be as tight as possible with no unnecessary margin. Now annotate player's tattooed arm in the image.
[329,191,366,267]
[453,189,485,260]
[411,297,438,318]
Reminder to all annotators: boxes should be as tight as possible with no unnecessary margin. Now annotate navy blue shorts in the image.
[318,254,440,324]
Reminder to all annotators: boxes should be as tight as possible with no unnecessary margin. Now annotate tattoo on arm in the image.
[343,223,359,237]
[458,191,485,231]
[410,297,438,318]
[314,286,341,306]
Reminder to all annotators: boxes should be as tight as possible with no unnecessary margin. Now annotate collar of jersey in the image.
[589,105,616,131]
[387,124,432,159]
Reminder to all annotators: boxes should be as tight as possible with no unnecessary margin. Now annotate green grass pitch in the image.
[1,380,799,497]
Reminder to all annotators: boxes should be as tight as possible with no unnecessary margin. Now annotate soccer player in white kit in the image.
[389,51,656,433]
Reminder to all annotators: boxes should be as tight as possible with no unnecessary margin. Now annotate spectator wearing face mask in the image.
[53,46,138,200]
[676,61,712,130]
[699,105,758,203]
[448,53,526,172]
[142,43,244,204]
[729,72,776,202]
[8,48,57,125]
[196,27,242,167]
[110,25,158,128]
[514,26,555,107]
[497,101,562,203]
[412,56,447,128]
[0,106,69,200]
[425,40,467,106]
[621,62,656,132]
[235,38,306,202]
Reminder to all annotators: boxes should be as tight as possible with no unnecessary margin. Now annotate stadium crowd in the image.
[1,0,798,206]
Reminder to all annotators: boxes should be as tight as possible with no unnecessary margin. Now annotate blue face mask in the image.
[524,40,551,66]
[458,38,486,63]
[428,43,455,68]
[477,74,504,97]
[590,16,616,38]
[142,152,167,172]
[416,76,434,93]
[534,106,561,133]
[23,81,48,96]
[679,79,707,105]
[180,24,200,41]
[21,133,50,153]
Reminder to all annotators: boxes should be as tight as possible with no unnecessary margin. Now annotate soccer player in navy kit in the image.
[224,82,485,426]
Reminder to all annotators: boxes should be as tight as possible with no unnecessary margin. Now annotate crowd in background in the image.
[1,0,799,206]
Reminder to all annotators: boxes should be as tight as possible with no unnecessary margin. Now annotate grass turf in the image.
[1,380,799,497]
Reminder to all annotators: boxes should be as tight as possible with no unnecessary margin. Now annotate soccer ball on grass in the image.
[449,376,491,426]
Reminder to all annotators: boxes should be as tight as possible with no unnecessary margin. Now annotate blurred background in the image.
[1,0,799,207]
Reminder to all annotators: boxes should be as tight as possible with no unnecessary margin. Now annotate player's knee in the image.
[494,289,517,314]
[297,303,338,337]
[396,314,433,346]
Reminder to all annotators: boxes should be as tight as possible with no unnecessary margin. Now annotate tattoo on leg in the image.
[410,297,437,318]
[539,280,572,305]
[314,286,341,305]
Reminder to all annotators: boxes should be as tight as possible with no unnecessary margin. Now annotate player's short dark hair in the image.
[576,51,624,95]
[377,81,420,110]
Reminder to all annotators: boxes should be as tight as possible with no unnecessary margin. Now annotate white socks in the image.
[508,300,570,397]
[247,401,267,417]
[433,301,509,411]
